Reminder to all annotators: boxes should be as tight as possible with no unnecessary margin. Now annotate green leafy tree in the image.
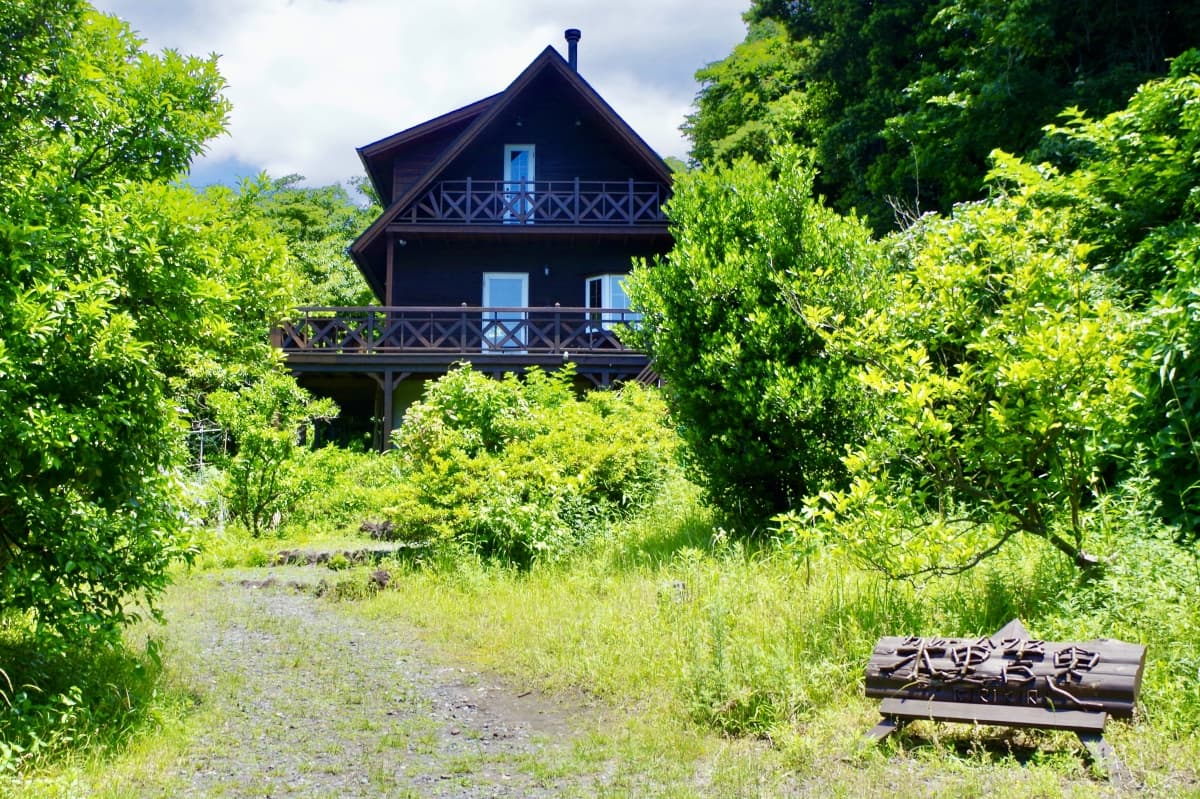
[627,147,883,525]
[208,372,337,537]
[0,3,290,646]
[701,0,934,229]
[800,185,1138,577]
[995,51,1200,532]
[693,0,1200,231]
[877,0,1199,227]
[683,18,819,167]
[254,174,378,307]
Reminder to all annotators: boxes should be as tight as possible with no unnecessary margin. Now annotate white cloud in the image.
[92,0,747,186]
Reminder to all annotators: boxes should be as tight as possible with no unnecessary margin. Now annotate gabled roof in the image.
[350,43,674,289]
[356,94,498,203]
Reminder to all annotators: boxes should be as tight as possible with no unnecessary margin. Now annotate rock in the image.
[359,520,396,540]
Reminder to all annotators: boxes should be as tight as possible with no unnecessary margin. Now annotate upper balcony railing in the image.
[396,179,668,226]
[275,305,644,357]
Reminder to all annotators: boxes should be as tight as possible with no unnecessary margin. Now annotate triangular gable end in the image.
[356,94,498,207]
[350,44,673,294]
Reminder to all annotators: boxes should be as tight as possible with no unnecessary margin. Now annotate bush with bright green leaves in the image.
[207,372,338,537]
[0,2,291,650]
[279,446,408,538]
[626,145,884,526]
[997,51,1200,534]
[794,183,1138,578]
[384,364,678,566]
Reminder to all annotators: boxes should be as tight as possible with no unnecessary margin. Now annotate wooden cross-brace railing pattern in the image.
[398,179,668,226]
[275,306,644,356]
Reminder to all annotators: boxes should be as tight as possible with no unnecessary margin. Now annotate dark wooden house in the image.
[276,29,673,446]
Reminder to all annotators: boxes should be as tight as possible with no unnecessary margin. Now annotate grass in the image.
[344,477,1200,797]
[6,468,1200,796]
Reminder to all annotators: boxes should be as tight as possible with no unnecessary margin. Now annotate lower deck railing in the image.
[275,306,644,356]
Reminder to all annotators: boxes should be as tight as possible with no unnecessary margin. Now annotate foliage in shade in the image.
[0,3,292,647]
[689,0,1200,232]
[627,147,884,525]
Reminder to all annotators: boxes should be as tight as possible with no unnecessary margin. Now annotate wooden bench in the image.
[863,619,1145,781]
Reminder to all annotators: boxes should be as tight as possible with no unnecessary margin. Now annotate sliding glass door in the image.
[482,272,528,352]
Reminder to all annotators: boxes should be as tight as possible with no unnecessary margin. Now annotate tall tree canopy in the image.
[689,0,1200,231]
[255,175,378,307]
[0,1,293,646]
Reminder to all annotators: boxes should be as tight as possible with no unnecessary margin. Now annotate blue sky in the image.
[91,0,750,189]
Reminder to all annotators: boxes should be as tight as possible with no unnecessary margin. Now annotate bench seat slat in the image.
[880,697,1108,732]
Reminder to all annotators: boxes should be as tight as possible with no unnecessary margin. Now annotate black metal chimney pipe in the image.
[565,28,581,71]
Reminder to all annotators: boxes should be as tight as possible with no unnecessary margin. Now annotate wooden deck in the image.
[275,305,650,385]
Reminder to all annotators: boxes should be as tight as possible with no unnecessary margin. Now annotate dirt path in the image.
[157,569,601,798]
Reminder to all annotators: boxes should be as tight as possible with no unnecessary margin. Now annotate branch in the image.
[1040,527,1104,572]
[864,519,1020,581]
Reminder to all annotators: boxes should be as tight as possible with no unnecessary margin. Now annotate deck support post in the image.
[370,369,410,451]
[385,235,396,307]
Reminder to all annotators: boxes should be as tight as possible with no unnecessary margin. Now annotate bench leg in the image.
[1077,731,1135,788]
[862,715,907,744]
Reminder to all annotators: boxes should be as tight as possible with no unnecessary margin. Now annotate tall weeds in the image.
[363,470,1200,749]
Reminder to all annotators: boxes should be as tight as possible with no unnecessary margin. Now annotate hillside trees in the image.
[627,147,884,524]
[0,3,293,647]
[255,175,378,307]
[690,0,1200,231]
[682,18,816,167]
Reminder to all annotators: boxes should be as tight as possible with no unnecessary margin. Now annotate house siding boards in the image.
[387,239,662,307]
[389,120,473,204]
[358,95,496,203]
[439,73,661,185]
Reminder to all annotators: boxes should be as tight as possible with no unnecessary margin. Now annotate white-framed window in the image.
[585,274,640,330]
[503,144,535,223]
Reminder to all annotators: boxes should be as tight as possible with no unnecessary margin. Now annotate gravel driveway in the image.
[159,569,601,798]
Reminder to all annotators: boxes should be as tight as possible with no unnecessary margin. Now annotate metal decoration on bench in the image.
[863,619,1146,782]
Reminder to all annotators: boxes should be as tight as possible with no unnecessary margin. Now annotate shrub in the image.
[385,364,677,565]
[0,4,278,651]
[798,185,1138,577]
[281,447,408,538]
[626,145,884,526]
[207,371,337,537]
[1025,53,1200,533]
